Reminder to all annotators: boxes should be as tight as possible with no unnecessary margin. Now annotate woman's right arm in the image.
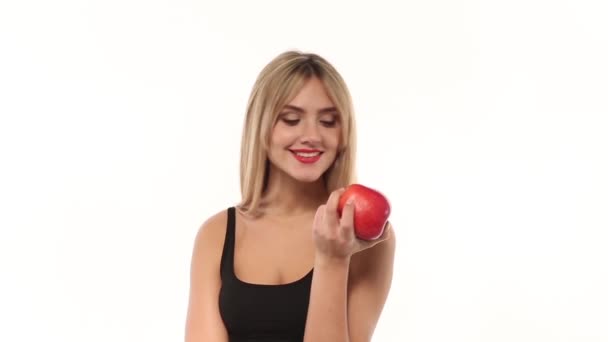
[184,212,229,342]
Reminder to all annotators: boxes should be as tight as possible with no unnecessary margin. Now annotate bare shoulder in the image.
[350,221,396,279]
[188,208,230,291]
[191,209,230,261]
[192,210,228,270]
[346,222,396,341]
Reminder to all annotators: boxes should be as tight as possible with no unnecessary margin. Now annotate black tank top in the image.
[218,207,313,342]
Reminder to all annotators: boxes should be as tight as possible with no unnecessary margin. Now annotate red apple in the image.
[337,184,391,241]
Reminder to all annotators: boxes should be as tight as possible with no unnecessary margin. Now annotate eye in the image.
[320,114,339,128]
[281,118,300,126]
[320,119,337,127]
[278,112,301,126]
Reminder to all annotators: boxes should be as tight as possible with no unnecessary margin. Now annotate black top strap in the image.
[220,206,236,280]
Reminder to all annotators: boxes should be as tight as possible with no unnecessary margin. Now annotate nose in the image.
[300,120,322,145]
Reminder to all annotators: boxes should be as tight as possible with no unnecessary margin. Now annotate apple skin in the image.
[337,184,391,241]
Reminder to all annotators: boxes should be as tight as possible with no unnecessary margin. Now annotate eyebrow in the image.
[282,104,338,114]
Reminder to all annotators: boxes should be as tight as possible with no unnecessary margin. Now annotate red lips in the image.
[290,149,322,153]
[290,149,323,164]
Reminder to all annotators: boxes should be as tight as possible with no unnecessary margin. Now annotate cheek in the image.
[270,128,293,148]
[324,130,342,150]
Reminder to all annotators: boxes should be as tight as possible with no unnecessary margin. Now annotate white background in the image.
[1,1,607,341]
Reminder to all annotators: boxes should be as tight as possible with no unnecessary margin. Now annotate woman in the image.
[185,50,396,342]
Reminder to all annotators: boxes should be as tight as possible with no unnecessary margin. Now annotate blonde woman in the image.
[185,50,396,342]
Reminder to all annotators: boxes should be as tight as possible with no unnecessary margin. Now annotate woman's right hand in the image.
[311,188,390,264]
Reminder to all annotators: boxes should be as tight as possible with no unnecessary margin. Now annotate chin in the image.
[289,172,324,183]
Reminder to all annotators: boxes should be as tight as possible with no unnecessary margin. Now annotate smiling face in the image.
[267,76,342,184]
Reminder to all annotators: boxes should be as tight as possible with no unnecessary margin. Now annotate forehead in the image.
[286,77,335,108]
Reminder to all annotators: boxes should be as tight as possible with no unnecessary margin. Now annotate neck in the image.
[260,167,328,217]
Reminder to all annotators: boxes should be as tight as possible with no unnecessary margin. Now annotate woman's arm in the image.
[305,255,351,342]
[184,212,229,342]
[304,190,396,342]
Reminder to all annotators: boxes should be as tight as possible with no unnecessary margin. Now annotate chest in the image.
[218,210,314,340]
[233,214,315,286]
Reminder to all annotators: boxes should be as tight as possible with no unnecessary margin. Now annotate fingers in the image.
[324,187,346,223]
[313,204,326,232]
[339,198,356,239]
[378,221,391,241]
[354,221,392,251]
[372,221,392,243]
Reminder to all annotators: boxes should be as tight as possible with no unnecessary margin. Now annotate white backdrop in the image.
[1,1,607,341]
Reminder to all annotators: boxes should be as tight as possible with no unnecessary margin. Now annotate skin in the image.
[184,76,396,342]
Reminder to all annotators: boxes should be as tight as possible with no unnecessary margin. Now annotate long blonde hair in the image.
[237,50,357,216]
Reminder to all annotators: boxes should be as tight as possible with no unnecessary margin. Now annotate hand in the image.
[312,188,391,263]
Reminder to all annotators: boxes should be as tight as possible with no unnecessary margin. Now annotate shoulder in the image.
[191,208,231,265]
[350,221,396,281]
[345,222,396,339]
[196,208,230,240]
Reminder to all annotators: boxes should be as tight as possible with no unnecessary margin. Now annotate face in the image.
[267,77,342,184]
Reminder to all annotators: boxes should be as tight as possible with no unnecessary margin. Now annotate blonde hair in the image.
[237,50,357,216]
